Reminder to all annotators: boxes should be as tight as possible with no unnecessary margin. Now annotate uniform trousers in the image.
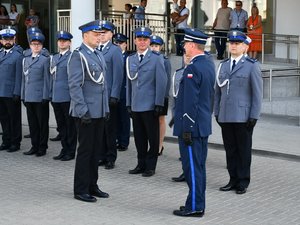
[74,118,105,195]
[179,137,208,212]
[221,123,253,188]
[51,102,77,156]
[0,97,22,147]
[214,31,228,58]
[25,102,49,151]
[116,98,130,148]
[132,111,159,171]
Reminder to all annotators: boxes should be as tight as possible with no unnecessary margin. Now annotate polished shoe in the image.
[61,155,75,161]
[53,152,64,160]
[172,173,185,182]
[117,145,128,151]
[105,161,115,169]
[24,134,31,138]
[50,134,61,141]
[179,206,185,211]
[74,194,97,202]
[35,150,46,157]
[236,186,247,194]
[219,183,236,192]
[7,145,20,152]
[23,148,38,155]
[142,170,155,177]
[129,166,145,174]
[173,209,205,217]
[158,146,164,156]
[98,160,107,166]
[90,188,109,198]
[0,144,10,151]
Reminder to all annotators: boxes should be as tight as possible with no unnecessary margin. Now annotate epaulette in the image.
[152,50,161,55]
[221,58,230,63]
[14,45,24,53]
[128,51,136,57]
[73,47,81,52]
[246,57,256,63]
[163,55,169,59]
[41,48,50,57]
[23,48,32,57]
[175,67,184,72]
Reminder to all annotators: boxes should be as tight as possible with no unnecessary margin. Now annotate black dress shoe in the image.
[105,161,115,169]
[173,209,205,217]
[53,152,64,160]
[219,183,236,191]
[0,144,10,151]
[158,146,164,156]
[74,194,97,202]
[236,186,247,194]
[117,145,128,151]
[98,160,107,166]
[24,134,31,138]
[7,145,20,152]
[61,155,75,161]
[129,166,145,174]
[35,150,46,157]
[172,173,185,182]
[23,148,38,155]
[142,170,155,177]
[50,134,61,141]
[90,188,109,198]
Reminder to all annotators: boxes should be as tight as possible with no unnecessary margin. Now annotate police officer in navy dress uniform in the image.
[21,32,50,157]
[97,21,124,170]
[127,27,167,177]
[214,30,263,195]
[173,28,215,217]
[50,31,77,161]
[68,20,110,203]
[114,33,131,152]
[0,28,23,152]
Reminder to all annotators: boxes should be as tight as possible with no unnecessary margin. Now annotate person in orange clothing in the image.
[247,5,263,60]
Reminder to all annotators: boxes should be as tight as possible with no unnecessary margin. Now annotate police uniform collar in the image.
[59,49,68,56]
[82,43,96,53]
[230,54,244,64]
[100,40,110,50]
[190,53,205,62]
[138,48,149,57]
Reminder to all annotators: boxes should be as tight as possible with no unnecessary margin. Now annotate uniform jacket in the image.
[101,41,124,100]
[21,49,50,102]
[50,50,72,102]
[120,51,129,100]
[214,55,263,122]
[173,54,215,138]
[164,55,172,98]
[0,45,23,97]
[126,50,167,112]
[68,43,109,119]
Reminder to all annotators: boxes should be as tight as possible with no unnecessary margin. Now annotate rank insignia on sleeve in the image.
[187,74,193,78]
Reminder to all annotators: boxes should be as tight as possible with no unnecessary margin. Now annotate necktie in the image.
[99,45,104,52]
[231,59,236,71]
[3,51,7,56]
[59,54,62,58]
[32,57,35,60]
[139,54,144,63]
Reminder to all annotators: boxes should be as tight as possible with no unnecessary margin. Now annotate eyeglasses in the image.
[30,43,42,46]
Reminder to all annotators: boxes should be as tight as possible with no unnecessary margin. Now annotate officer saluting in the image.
[173,28,215,217]
[0,28,23,152]
[50,31,77,161]
[127,27,167,177]
[68,20,109,203]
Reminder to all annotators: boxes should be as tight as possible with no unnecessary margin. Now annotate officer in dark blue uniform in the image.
[21,32,50,157]
[173,28,215,217]
[68,20,110,203]
[97,21,124,169]
[114,33,131,152]
[0,28,23,152]
[50,31,77,161]
[127,27,167,177]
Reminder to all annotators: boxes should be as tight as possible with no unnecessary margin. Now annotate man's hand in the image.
[182,132,193,146]
[127,106,132,118]
[81,112,92,125]
[154,105,164,117]
[246,118,257,130]
[109,97,118,107]
[12,95,20,102]
[215,116,221,127]
[42,99,49,104]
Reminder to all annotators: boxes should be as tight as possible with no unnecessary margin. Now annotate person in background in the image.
[0,28,23,152]
[149,35,171,156]
[214,30,263,195]
[124,3,133,19]
[0,5,9,29]
[21,32,50,157]
[24,9,39,29]
[9,4,19,32]
[229,1,248,32]
[114,33,131,152]
[212,0,232,60]
[134,0,147,21]
[50,31,77,161]
[246,5,263,60]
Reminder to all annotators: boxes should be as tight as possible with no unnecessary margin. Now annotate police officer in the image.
[114,33,130,152]
[97,21,124,170]
[173,28,215,217]
[50,31,77,161]
[21,32,50,157]
[68,20,109,203]
[0,28,23,152]
[214,30,263,195]
[127,27,167,177]
[149,35,171,155]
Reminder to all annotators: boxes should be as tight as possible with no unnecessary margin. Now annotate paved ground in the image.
[1,113,300,225]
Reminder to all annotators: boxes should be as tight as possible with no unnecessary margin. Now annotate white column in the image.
[71,0,95,49]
